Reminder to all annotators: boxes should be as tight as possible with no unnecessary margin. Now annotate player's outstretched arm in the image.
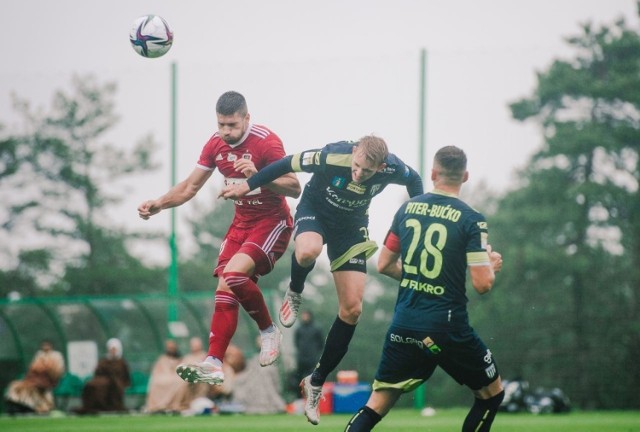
[265,172,301,198]
[227,157,301,199]
[138,167,212,219]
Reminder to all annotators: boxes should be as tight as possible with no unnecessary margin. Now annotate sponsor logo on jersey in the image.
[400,278,445,295]
[216,154,223,161]
[369,184,382,196]
[422,336,442,354]
[224,177,261,196]
[325,187,370,209]
[390,333,424,349]
[234,198,264,206]
[382,166,396,174]
[484,349,493,364]
[485,363,497,379]
[331,176,347,189]
[347,182,366,194]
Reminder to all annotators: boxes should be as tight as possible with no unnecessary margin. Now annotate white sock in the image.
[205,356,222,367]
[260,324,276,335]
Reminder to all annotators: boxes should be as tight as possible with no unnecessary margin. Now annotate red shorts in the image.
[214,216,293,278]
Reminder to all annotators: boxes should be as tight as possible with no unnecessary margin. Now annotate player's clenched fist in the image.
[138,200,161,220]
[486,244,503,273]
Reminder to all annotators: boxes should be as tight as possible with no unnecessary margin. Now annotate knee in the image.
[220,271,250,296]
[339,303,362,324]
[295,247,321,267]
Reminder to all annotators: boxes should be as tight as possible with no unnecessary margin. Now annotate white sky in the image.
[2,0,638,264]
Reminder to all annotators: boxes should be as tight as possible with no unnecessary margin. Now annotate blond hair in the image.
[356,135,389,166]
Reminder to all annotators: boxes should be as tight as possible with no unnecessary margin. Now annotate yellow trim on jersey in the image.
[291,153,303,172]
[372,378,424,393]
[330,240,378,271]
[467,251,490,266]
[326,153,352,167]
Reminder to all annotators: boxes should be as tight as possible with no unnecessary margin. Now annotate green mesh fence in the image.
[0,291,273,409]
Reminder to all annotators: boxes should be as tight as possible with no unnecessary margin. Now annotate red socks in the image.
[207,291,239,360]
[223,271,272,331]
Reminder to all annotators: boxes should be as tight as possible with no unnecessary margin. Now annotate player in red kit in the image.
[137,91,300,385]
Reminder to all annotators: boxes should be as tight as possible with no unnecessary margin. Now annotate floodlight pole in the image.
[414,48,428,410]
[419,48,428,183]
[168,61,179,325]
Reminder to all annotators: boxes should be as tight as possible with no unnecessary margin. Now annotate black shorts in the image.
[373,324,499,392]
[293,203,378,272]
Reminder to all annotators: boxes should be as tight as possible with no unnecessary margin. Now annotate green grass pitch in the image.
[1,408,638,431]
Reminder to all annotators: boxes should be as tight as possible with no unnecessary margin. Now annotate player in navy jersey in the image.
[137,91,300,386]
[219,135,423,424]
[343,146,504,432]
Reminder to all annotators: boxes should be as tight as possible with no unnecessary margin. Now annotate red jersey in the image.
[197,124,291,228]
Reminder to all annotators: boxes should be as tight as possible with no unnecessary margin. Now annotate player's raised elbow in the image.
[377,261,392,276]
[377,248,402,281]
[289,182,302,198]
[268,173,301,198]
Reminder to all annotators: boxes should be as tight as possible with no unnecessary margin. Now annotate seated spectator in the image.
[181,343,246,416]
[232,336,286,414]
[144,339,184,413]
[4,339,65,414]
[208,344,246,403]
[76,338,131,414]
[172,337,209,410]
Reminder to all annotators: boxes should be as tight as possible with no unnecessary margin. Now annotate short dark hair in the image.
[434,146,467,183]
[216,91,248,117]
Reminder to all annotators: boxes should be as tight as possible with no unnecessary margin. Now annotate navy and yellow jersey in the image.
[247,141,423,225]
[385,190,490,332]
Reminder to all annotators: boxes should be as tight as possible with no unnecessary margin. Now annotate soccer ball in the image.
[129,15,174,58]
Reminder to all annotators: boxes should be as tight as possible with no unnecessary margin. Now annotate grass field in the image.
[1,408,639,432]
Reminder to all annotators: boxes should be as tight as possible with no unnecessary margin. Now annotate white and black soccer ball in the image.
[129,15,173,58]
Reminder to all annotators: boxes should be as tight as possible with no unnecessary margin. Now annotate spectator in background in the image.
[173,337,209,410]
[293,310,324,389]
[232,336,285,414]
[4,339,65,414]
[145,339,183,413]
[77,338,131,414]
[207,344,246,404]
